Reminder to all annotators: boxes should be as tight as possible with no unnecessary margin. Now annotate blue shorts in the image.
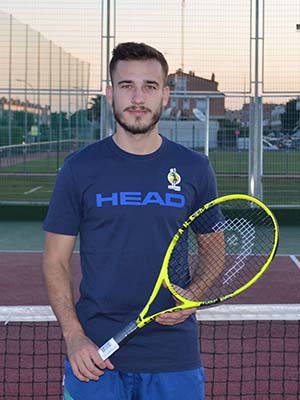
[64,360,205,400]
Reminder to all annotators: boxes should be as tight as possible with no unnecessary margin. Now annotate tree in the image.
[280,99,300,133]
[217,119,248,149]
[88,95,102,122]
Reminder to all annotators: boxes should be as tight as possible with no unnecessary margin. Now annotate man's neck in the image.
[112,129,162,155]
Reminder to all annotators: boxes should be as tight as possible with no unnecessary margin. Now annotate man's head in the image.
[109,42,169,87]
[107,42,170,135]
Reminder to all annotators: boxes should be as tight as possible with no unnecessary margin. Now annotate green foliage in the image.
[280,99,300,133]
[217,119,249,148]
[88,95,101,121]
[0,125,25,146]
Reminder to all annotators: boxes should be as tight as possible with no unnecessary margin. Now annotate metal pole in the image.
[249,97,255,195]
[81,61,84,139]
[100,95,106,140]
[24,24,29,143]
[76,59,79,140]
[105,0,111,137]
[49,40,53,150]
[181,0,185,71]
[68,53,71,140]
[106,0,111,88]
[58,46,62,171]
[252,0,263,199]
[8,15,13,148]
[100,0,104,92]
[37,32,41,143]
[86,62,91,141]
[204,97,210,157]
[113,0,116,49]
[249,0,262,199]
[254,0,259,121]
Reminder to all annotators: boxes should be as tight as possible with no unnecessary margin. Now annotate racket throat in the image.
[114,320,139,346]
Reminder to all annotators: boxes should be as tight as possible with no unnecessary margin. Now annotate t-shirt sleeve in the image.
[191,158,224,234]
[192,157,218,211]
[43,160,81,235]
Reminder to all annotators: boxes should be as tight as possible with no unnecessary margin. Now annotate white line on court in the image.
[0,250,43,253]
[289,255,300,269]
[0,249,80,253]
[24,186,43,195]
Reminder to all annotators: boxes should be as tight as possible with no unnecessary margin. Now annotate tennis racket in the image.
[98,193,279,360]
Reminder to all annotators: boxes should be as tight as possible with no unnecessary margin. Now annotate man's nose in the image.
[131,88,145,104]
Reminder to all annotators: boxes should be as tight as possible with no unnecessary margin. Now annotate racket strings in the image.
[167,199,276,304]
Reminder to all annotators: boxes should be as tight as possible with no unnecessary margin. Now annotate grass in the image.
[0,175,56,202]
[209,149,300,175]
[0,155,67,174]
[0,150,299,205]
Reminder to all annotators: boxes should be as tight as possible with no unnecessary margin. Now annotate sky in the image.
[0,0,299,96]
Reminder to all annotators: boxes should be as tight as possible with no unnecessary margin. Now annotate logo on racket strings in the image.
[213,218,255,285]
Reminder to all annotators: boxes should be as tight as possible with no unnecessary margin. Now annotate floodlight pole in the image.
[100,0,116,139]
[104,0,111,137]
[181,0,186,71]
[106,0,111,90]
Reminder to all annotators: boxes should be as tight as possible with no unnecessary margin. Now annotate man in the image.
[43,42,219,400]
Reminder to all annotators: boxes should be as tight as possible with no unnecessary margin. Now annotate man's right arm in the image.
[43,232,114,381]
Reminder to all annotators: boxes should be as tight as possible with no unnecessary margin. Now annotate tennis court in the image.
[1,0,300,398]
[1,146,300,205]
[0,222,299,399]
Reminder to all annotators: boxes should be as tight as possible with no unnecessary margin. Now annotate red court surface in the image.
[0,252,299,305]
[1,253,299,400]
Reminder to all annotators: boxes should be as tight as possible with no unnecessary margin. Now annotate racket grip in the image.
[98,321,138,360]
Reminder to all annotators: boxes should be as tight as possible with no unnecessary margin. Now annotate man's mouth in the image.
[125,107,151,115]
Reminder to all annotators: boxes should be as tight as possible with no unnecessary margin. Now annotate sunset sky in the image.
[0,0,299,95]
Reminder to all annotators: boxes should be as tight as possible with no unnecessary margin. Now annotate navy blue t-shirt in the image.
[44,135,218,373]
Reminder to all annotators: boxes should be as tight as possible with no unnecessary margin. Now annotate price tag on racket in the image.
[98,194,279,360]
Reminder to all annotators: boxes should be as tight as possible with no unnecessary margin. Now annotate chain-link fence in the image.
[0,9,93,146]
[0,1,299,207]
[0,7,100,203]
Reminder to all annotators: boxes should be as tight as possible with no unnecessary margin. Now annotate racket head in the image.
[163,194,279,308]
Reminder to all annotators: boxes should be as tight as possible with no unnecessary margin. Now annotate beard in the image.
[112,100,163,135]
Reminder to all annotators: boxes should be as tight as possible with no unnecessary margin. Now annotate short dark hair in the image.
[109,42,169,85]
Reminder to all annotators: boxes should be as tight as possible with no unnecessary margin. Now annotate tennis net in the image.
[0,304,299,399]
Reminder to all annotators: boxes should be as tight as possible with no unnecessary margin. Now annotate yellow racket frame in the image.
[136,194,279,328]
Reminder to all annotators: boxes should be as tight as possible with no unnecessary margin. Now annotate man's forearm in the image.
[42,233,113,380]
[43,257,84,341]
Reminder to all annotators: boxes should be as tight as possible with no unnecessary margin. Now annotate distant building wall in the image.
[158,120,219,149]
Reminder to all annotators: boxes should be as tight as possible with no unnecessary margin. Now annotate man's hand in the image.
[155,281,196,325]
[155,307,196,325]
[66,332,114,382]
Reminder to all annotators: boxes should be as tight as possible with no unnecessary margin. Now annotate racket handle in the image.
[98,321,138,360]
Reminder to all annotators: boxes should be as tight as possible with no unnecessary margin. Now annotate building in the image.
[158,69,225,149]
[166,69,225,119]
[225,102,286,133]
[0,97,51,125]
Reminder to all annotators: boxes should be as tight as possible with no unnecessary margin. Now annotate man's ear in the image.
[163,86,170,107]
[106,85,113,106]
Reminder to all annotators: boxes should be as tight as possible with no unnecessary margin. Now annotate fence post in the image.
[249,0,263,200]
[249,97,263,199]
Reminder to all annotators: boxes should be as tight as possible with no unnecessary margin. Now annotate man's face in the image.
[107,59,169,135]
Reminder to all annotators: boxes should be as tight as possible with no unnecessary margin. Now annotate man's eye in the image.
[145,85,156,90]
[121,84,132,89]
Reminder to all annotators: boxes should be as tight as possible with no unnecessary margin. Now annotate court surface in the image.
[0,221,299,305]
[0,221,299,400]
